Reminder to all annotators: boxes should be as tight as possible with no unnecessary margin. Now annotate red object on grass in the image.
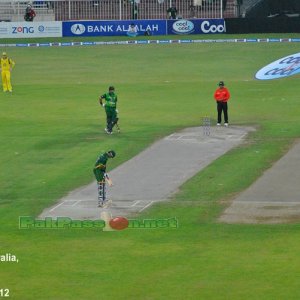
[109,216,129,230]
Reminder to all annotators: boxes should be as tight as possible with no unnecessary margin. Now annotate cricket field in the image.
[1,34,300,299]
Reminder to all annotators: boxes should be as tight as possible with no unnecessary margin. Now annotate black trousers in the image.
[217,101,228,123]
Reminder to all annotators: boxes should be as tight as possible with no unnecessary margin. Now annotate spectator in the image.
[237,0,243,16]
[129,0,139,19]
[133,3,138,19]
[24,4,36,21]
[167,4,178,19]
[144,29,152,36]
[92,1,100,8]
[189,5,196,18]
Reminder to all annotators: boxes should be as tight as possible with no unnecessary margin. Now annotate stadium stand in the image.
[0,1,14,21]
[240,0,300,18]
[0,1,55,21]
[0,0,239,22]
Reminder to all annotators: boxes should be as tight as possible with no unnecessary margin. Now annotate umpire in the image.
[214,81,231,126]
[99,86,118,134]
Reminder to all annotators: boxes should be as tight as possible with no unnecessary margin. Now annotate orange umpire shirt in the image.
[214,87,230,102]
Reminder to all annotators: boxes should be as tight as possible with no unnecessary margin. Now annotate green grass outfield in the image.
[1,34,300,299]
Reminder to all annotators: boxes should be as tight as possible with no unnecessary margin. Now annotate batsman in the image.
[99,86,119,134]
[93,150,116,207]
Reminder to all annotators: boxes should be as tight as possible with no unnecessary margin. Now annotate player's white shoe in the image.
[217,123,221,126]
[98,199,112,208]
[103,199,112,208]
[224,123,229,127]
[100,199,112,208]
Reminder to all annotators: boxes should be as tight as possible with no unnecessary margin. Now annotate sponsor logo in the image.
[82,41,95,45]
[38,25,45,32]
[172,20,194,34]
[12,26,34,34]
[181,39,192,43]
[201,20,225,33]
[70,23,86,35]
[255,53,300,80]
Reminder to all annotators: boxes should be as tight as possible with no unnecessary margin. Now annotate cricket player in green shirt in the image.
[93,150,116,207]
[99,86,119,134]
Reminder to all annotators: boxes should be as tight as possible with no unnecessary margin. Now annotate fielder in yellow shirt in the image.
[0,52,15,92]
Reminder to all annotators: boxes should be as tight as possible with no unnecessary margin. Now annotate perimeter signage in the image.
[63,20,167,36]
[167,19,225,35]
[0,22,62,38]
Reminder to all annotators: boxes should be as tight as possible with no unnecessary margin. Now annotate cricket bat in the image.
[104,173,113,187]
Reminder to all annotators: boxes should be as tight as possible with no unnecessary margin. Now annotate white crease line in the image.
[71,200,81,206]
[49,202,65,212]
[138,201,154,213]
[165,134,182,140]
[111,205,134,208]
[62,199,82,202]
[111,205,145,209]
[131,200,140,207]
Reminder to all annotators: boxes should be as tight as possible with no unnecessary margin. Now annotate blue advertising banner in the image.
[167,19,225,35]
[63,20,167,37]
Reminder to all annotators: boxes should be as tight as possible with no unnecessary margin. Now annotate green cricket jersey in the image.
[101,92,117,108]
[94,152,109,170]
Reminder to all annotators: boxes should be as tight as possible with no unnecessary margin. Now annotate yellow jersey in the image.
[0,57,15,72]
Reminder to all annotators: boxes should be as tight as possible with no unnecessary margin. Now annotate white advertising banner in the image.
[0,22,62,38]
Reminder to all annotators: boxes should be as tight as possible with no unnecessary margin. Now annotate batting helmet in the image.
[218,81,225,87]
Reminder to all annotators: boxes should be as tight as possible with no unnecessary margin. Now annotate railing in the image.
[239,0,262,17]
[0,0,238,22]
